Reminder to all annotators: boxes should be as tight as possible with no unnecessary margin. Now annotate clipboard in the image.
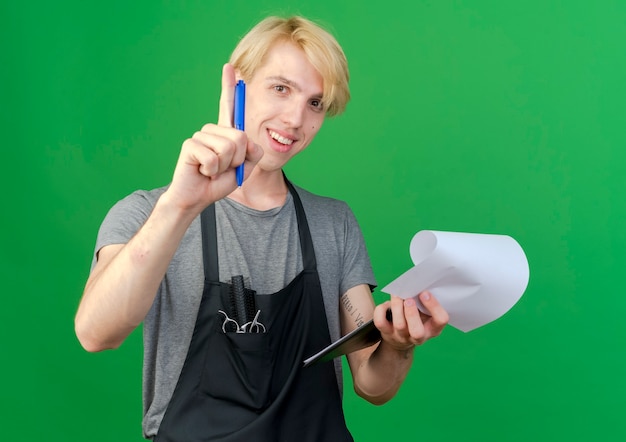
[302,310,391,368]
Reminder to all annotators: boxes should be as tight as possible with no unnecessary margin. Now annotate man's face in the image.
[244,41,326,172]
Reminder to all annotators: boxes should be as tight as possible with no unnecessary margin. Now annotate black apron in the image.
[154,180,354,442]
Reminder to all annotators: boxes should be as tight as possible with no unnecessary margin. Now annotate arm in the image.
[342,285,449,405]
[74,64,263,352]
[75,195,199,352]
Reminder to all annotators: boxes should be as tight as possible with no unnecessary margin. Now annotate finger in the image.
[390,296,408,333]
[217,63,237,128]
[373,301,393,332]
[195,123,250,164]
[404,297,426,342]
[418,291,449,335]
[181,138,220,177]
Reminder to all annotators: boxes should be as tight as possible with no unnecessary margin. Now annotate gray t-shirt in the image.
[92,183,376,439]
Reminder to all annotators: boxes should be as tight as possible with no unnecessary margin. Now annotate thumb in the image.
[246,141,264,166]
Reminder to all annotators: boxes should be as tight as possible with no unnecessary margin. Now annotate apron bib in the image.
[154,179,353,442]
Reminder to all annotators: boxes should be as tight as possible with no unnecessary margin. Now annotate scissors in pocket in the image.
[218,309,266,334]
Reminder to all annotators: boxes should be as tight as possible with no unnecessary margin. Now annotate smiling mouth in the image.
[268,130,294,146]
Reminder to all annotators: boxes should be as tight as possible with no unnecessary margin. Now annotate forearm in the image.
[352,340,414,405]
[350,293,449,405]
[75,191,199,351]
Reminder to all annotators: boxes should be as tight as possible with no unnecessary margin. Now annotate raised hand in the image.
[165,63,263,214]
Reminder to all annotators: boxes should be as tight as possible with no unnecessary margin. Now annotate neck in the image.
[227,168,289,210]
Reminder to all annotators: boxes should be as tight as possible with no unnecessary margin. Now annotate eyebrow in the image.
[266,76,323,100]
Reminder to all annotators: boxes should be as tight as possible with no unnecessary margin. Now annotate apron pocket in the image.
[201,331,274,411]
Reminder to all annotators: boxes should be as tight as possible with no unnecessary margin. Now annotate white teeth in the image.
[269,130,294,145]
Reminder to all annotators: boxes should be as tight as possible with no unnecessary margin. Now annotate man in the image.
[75,16,448,441]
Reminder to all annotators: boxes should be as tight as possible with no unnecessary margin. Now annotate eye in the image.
[310,99,324,111]
[274,85,288,94]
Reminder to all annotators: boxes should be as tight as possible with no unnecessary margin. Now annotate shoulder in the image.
[115,186,168,211]
[97,186,169,241]
[105,186,168,220]
[291,184,366,245]
[292,184,353,220]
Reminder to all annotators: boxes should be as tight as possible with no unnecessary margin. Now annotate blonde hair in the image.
[229,16,350,117]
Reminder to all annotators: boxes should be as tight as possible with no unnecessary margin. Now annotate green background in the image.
[2,0,624,440]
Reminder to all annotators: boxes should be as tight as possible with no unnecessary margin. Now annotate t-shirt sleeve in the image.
[339,204,377,295]
[91,190,158,270]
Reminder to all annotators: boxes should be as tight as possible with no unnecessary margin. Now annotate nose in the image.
[280,98,306,129]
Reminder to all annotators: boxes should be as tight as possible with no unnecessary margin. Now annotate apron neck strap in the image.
[200,203,219,282]
[283,174,317,271]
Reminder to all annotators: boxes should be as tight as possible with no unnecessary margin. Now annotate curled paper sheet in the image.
[380,230,529,332]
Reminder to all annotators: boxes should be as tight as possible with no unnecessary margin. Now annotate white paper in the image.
[380,230,529,332]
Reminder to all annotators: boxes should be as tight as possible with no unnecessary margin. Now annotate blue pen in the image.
[234,80,246,187]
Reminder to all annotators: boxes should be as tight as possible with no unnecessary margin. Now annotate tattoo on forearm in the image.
[341,294,365,327]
